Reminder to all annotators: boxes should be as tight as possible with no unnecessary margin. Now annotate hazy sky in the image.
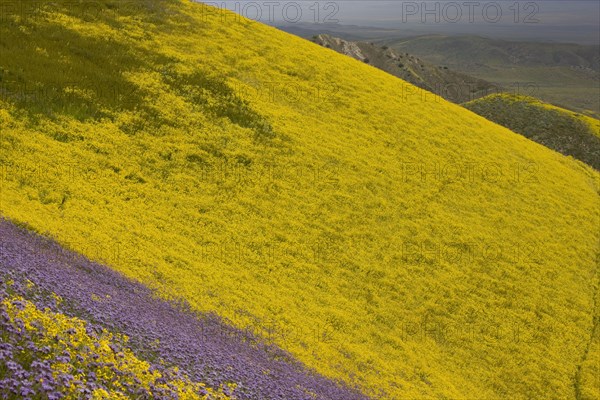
[203,1,600,43]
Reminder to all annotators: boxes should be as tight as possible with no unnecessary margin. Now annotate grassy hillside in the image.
[383,35,600,117]
[311,34,497,103]
[464,94,600,170]
[1,1,599,399]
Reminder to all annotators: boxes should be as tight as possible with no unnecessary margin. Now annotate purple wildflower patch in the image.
[0,218,369,400]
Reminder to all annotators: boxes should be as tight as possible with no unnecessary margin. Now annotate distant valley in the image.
[379,35,600,118]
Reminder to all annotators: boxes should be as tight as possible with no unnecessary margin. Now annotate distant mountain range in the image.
[382,34,599,72]
[381,35,600,117]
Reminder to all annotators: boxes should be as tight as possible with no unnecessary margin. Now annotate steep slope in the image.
[312,34,498,103]
[1,1,599,399]
[464,94,600,170]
